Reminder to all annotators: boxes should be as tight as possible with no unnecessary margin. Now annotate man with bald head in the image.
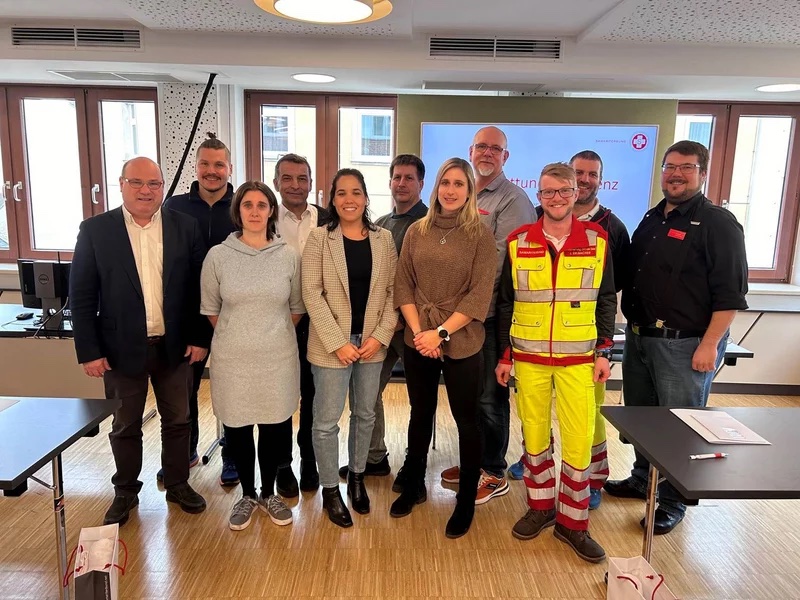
[440,126,536,504]
[71,157,210,526]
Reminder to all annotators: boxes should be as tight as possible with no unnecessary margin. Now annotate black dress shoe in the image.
[445,501,475,539]
[389,478,426,518]
[347,471,370,515]
[300,460,319,492]
[391,465,408,494]
[322,486,353,528]
[640,507,684,535]
[603,478,647,500]
[338,455,392,480]
[165,482,206,514]
[276,466,299,498]
[103,494,138,525]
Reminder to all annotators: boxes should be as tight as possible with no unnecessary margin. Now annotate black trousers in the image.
[223,418,293,498]
[403,345,484,498]
[294,314,316,466]
[104,343,192,494]
[187,352,230,460]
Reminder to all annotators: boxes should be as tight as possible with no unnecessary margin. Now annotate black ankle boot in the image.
[445,467,479,538]
[445,501,475,539]
[389,459,426,518]
[347,470,370,515]
[321,486,353,528]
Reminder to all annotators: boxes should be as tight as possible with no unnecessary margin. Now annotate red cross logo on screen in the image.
[631,133,648,150]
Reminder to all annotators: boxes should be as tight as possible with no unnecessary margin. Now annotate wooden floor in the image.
[2,384,800,599]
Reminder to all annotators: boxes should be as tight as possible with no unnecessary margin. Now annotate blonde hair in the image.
[539,162,577,187]
[418,157,483,238]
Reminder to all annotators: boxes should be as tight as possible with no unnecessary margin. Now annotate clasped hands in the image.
[414,329,443,359]
[334,336,383,366]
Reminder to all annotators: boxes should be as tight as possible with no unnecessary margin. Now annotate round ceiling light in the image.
[292,73,336,83]
[756,83,800,93]
[254,0,392,24]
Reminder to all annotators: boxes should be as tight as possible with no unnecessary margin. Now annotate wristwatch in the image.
[595,348,613,361]
[437,326,451,342]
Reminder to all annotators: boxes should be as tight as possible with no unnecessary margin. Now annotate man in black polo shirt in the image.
[604,140,748,534]
[163,133,239,488]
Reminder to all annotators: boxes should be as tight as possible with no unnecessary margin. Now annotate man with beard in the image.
[604,140,748,534]
[440,126,535,506]
[495,162,615,563]
[509,150,629,511]
[164,133,239,488]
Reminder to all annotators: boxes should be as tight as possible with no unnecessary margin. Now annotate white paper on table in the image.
[670,409,771,445]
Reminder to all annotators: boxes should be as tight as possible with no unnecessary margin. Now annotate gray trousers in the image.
[367,329,406,464]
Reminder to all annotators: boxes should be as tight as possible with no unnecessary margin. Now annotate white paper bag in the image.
[608,556,679,600]
[73,524,122,600]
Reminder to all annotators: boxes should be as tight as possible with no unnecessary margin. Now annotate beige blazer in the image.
[302,225,398,368]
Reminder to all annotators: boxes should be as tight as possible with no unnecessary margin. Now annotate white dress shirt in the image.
[121,205,165,336]
[277,203,320,256]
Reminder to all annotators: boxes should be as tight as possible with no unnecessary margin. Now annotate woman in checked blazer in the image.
[301,168,398,529]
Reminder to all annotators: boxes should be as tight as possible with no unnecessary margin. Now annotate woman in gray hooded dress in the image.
[200,181,305,532]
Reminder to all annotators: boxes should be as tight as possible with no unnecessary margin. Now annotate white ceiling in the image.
[1,0,800,101]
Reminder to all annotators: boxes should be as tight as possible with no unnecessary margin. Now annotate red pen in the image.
[689,453,728,460]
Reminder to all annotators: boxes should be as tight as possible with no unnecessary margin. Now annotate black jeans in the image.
[295,314,317,466]
[403,345,484,497]
[223,417,293,499]
[477,317,510,477]
[104,343,191,494]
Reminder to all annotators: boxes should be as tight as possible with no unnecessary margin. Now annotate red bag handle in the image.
[103,538,129,576]
[647,573,665,600]
[62,544,80,588]
[616,575,639,590]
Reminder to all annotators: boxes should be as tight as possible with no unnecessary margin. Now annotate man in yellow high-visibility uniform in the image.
[495,162,616,563]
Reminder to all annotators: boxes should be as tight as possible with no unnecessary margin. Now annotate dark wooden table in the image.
[601,406,800,561]
[0,396,119,600]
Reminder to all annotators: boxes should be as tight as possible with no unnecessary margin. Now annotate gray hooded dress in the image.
[200,233,305,428]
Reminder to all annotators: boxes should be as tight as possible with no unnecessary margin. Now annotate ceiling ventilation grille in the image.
[11,27,142,49]
[429,36,562,61]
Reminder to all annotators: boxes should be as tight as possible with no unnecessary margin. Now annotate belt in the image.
[146,335,164,346]
[630,324,706,339]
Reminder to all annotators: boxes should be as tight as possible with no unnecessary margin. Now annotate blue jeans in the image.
[622,325,726,516]
[478,317,510,477]
[311,334,383,488]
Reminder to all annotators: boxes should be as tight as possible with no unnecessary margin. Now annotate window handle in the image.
[12,181,23,202]
[1,181,8,204]
[318,190,324,205]
[91,183,100,205]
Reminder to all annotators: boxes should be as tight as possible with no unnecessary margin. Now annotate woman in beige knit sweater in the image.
[390,157,497,538]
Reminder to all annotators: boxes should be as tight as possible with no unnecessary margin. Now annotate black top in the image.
[164,181,236,248]
[621,192,749,331]
[1,397,120,490]
[343,236,372,336]
[375,201,428,255]
[601,406,800,500]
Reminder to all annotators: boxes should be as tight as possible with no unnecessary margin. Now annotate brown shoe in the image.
[511,508,556,540]
[553,523,606,563]
[440,465,460,484]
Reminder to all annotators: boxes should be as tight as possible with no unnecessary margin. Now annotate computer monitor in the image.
[17,259,71,330]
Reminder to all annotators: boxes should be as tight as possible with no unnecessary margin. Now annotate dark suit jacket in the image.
[70,207,209,376]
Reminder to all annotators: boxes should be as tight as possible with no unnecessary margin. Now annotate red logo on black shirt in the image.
[668,228,686,241]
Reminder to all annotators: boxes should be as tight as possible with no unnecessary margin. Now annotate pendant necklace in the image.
[436,225,456,245]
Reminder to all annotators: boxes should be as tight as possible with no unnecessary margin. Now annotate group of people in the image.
[70,124,748,564]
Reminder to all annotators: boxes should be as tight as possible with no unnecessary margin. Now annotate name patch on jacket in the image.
[668,228,687,241]
[563,248,596,257]
[517,247,547,258]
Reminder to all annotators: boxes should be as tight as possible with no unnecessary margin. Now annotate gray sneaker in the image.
[229,496,258,531]
[259,493,293,526]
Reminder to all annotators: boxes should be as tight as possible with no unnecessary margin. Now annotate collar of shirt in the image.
[577,201,602,222]
[188,180,234,205]
[279,202,315,223]
[653,191,706,219]
[389,200,428,219]
[479,172,508,195]
[121,204,161,228]
[526,216,590,250]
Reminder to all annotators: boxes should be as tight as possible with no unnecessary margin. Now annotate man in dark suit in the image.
[70,156,210,526]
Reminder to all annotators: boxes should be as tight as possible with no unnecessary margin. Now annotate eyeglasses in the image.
[472,143,506,156]
[661,163,700,174]
[123,178,164,190]
[539,187,576,199]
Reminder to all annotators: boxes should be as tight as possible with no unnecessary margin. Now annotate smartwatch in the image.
[595,348,613,361]
[437,326,451,342]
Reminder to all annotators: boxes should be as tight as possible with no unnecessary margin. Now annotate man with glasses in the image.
[273,153,329,496]
[440,126,535,505]
[495,162,615,563]
[604,140,748,534]
[164,133,240,488]
[71,156,210,526]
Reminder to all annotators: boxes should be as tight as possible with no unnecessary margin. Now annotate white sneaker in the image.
[259,493,292,526]
[229,496,258,531]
